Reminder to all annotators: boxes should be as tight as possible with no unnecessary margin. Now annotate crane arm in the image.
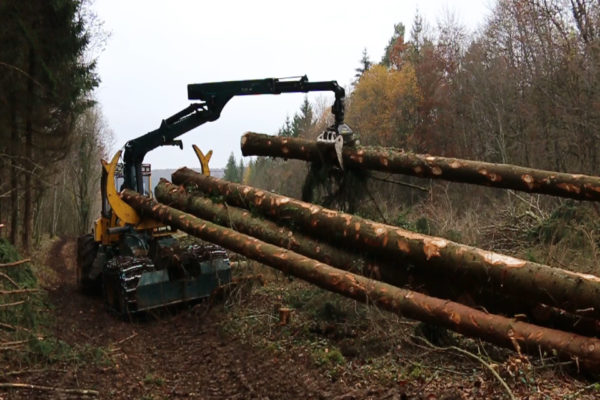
[122,76,347,193]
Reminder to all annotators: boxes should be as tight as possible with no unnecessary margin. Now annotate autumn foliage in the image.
[347,64,421,148]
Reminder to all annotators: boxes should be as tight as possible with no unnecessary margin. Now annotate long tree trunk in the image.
[21,47,35,253]
[121,188,600,372]
[155,179,370,274]
[9,92,18,246]
[172,167,600,319]
[157,178,600,337]
[241,132,600,202]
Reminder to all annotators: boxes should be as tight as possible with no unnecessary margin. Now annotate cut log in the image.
[154,179,369,275]
[241,132,600,202]
[156,178,600,337]
[172,167,600,320]
[121,188,600,371]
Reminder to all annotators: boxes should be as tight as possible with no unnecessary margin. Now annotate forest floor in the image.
[2,236,600,399]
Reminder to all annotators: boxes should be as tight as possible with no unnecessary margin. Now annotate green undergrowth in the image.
[388,191,600,275]
[513,202,600,273]
[0,238,111,371]
[218,263,425,383]
[217,259,600,397]
[0,239,48,359]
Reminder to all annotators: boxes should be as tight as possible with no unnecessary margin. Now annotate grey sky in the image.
[94,0,492,169]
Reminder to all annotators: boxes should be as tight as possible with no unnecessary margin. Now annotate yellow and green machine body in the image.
[77,147,231,315]
[76,76,351,315]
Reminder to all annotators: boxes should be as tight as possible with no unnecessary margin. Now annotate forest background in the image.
[1,0,600,272]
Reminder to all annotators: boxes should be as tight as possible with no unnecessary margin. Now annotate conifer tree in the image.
[224,152,240,183]
[354,48,372,83]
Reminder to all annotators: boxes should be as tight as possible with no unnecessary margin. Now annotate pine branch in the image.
[0,288,39,295]
[0,300,25,308]
[0,272,21,289]
[0,259,31,268]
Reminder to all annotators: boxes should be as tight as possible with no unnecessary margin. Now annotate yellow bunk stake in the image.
[192,144,212,176]
[103,151,141,225]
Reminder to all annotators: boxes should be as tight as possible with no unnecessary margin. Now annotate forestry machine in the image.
[76,76,353,315]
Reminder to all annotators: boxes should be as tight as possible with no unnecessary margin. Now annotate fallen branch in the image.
[0,322,35,335]
[110,332,138,348]
[368,175,429,192]
[0,339,31,350]
[0,288,39,295]
[404,359,470,376]
[0,259,30,268]
[412,335,515,400]
[1,368,68,377]
[0,344,25,351]
[0,322,17,332]
[0,300,25,308]
[0,382,99,396]
[0,272,20,289]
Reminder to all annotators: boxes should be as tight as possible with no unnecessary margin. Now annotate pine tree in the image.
[237,158,244,183]
[354,48,372,83]
[276,97,315,138]
[292,97,314,138]
[277,116,294,137]
[381,23,406,67]
[224,152,239,183]
[407,11,425,64]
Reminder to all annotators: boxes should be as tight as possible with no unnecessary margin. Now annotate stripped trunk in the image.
[241,132,600,202]
[22,48,35,253]
[172,167,600,320]
[157,178,600,337]
[121,188,600,372]
[155,179,369,274]
[9,93,18,246]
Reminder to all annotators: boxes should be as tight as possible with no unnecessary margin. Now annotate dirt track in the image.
[3,238,408,400]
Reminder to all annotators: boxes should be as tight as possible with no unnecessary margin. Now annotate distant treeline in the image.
[246,0,600,203]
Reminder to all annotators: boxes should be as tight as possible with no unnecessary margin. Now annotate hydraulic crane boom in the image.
[122,76,347,193]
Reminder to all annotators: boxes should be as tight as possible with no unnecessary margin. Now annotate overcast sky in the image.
[94,0,493,169]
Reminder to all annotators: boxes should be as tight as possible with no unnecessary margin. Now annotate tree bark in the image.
[172,167,600,320]
[240,132,600,202]
[121,188,600,372]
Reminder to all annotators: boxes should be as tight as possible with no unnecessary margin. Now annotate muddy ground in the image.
[1,237,599,399]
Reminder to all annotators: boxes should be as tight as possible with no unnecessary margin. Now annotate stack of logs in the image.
[121,133,600,372]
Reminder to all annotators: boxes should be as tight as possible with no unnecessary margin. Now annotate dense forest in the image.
[0,0,110,253]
